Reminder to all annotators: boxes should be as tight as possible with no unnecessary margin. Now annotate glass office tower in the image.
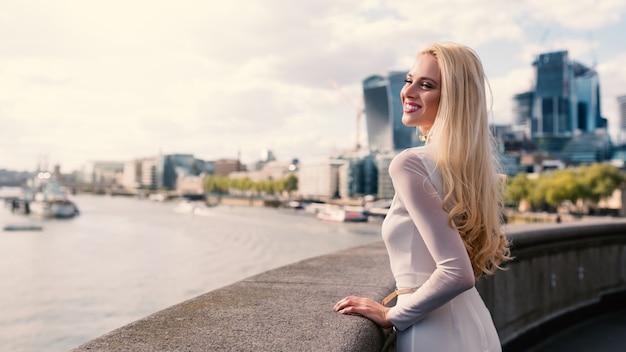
[531,51,603,137]
[532,51,573,137]
[362,71,411,152]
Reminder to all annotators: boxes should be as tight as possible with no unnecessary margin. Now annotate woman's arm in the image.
[386,151,475,331]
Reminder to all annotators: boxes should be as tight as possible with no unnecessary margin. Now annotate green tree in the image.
[579,163,624,203]
[527,174,551,211]
[544,168,581,208]
[205,174,299,197]
[204,175,230,193]
[504,173,532,205]
[283,174,298,195]
[503,163,625,214]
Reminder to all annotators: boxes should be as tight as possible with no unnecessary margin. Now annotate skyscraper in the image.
[362,71,413,152]
[513,50,605,154]
[532,51,573,136]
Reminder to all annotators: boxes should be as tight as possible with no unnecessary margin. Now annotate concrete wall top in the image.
[72,218,626,351]
[71,241,396,352]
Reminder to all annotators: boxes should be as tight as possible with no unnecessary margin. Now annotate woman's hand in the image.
[334,295,393,329]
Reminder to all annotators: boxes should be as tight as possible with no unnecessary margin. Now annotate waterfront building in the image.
[229,160,295,183]
[122,160,142,190]
[81,161,124,186]
[142,158,159,189]
[341,153,378,197]
[120,157,159,190]
[213,158,242,177]
[120,154,211,191]
[298,157,348,200]
[158,154,193,190]
[158,154,213,190]
[176,174,206,196]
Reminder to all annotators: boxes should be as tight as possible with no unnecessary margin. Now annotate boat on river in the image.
[173,200,215,216]
[19,172,80,219]
[29,197,79,218]
[316,205,368,223]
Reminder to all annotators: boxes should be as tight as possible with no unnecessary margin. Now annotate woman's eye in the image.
[420,82,432,89]
[404,79,412,84]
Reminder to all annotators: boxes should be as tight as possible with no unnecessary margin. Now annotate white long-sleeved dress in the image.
[382,145,501,352]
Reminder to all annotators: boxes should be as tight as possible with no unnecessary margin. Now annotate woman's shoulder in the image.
[392,145,433,163]
[390,145,443,194]
[390,145,435,174]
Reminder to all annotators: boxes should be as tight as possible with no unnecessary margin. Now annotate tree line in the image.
[204,174,298,196]
[504,163,624,213]
[203,163,624,215]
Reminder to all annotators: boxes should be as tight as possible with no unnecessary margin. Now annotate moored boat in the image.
[316,205,368,222]
[23,172,80,219]
[29,198,79,218]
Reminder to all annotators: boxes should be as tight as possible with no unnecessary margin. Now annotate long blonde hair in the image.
[421,42,511,277]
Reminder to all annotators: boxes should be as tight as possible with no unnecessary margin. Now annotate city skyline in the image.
[1,0,626,172]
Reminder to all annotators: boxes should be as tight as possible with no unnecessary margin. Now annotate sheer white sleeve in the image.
[385,150,475,332]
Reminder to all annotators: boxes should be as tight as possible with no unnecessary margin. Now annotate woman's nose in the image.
[403,85,418,99]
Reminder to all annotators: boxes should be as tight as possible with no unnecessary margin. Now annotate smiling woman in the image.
[334,43,511,352]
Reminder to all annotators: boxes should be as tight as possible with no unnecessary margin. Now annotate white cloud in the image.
[524,0,626,30]
[0,0,625,171]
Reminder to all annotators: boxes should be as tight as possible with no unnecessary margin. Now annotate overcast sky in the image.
[1,0,625,172]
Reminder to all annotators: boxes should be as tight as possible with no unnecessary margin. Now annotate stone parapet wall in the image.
[72,219,626,351]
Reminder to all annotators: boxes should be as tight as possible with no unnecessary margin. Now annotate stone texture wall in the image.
[72,219,626,351]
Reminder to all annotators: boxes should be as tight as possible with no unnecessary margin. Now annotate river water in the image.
[0,194,382,352]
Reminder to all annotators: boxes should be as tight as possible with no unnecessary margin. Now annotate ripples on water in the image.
[0,194,382,352]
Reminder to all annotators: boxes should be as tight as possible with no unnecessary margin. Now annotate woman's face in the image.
[400,53,441,133]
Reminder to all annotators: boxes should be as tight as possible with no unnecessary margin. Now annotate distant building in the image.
[0,169,33,187]
[298,157,348,200]
[511,50,608,163]
[363,71,420,152]
[176,174,206,196]
[230,160,295,182]
[81,161,123,186]
[142,158,159,189]
[559,130,612,164]
[213,159,242,177]
[122,160,142,189]
[344,154,378,197]
[159,154,194,190]
[120,154,212,191]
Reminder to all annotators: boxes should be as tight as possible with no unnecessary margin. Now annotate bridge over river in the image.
[71,219,626,351]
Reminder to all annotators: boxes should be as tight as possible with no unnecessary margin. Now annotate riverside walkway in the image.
[72,219,626,351]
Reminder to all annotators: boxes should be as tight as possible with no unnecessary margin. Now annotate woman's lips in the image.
[404,102,421,113]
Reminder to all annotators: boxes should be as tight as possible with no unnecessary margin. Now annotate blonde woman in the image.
[334,42,511,351]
